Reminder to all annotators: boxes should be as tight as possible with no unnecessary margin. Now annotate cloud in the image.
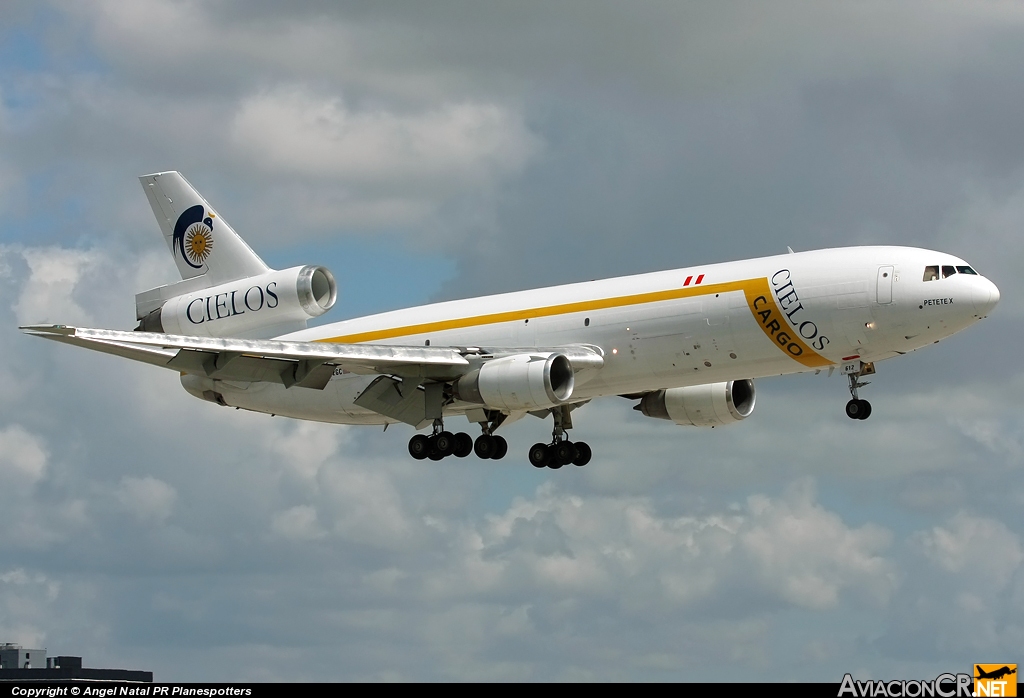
[270,505,325,541]
[442,480,893,615]
[0,569,60,650]
[876,512,1024,661]
[232,88,536,183]
[0,424,48,485]
[2,0,1024,682]
[913,512,1022,586]
[11,247,102,326]
[115,476,178,524]
[227,86,540,232]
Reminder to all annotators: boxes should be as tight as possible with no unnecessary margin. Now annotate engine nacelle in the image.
[142,265,336,338]
[638,379,755,427]
[454,353,575,411]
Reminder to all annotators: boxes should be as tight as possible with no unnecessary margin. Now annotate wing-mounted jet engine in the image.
[636,379,756,427]
[453,352,575,411]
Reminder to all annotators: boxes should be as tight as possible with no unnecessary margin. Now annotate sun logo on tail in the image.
[172,204,215,269]
[185,223,213,265]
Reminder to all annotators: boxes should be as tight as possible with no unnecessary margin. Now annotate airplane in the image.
[975,666,1016,681]
[21,172,1000,468]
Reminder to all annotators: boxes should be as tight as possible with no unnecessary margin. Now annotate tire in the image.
[528,443,550,468]
[435,431,456,456]
[572,442,592,467]
[491,435,508,460]
[408,434,431,460]
[475,434,497,459]
[453,432,474,458]
[428,449,444,461]
[858,400,872,420]
[845,399,862,419]
[554,441,577,466]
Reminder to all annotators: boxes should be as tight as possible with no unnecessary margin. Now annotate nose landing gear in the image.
[843,361,874,420]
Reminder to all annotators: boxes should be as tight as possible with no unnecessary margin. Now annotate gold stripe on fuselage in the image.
[317,277,833,368]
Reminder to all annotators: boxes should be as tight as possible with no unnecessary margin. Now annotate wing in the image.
[20,325,604,390]
[21,324,471,389]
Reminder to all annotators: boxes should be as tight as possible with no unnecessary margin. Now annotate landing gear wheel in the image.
[529,443,550,468]
[491,435,508,460]
[427,449,444,461]
[434,431,456,456]
[475,434,497,459]
[572,442,592,467]
[408,434,431,460]
[453,432,474,458]
[547,446,564,470]
[857,400,872,420]
[845,399,863,420]
[554,441,577,466]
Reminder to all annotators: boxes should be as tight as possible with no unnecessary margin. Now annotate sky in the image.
[0,0,1022,682]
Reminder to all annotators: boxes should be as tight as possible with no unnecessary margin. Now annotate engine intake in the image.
[454,353,575,411]
[637,379,755,427]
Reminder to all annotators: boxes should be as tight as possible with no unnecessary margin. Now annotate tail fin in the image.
[139,171,269,284]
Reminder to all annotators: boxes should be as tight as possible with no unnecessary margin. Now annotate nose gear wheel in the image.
[844,364,873,420]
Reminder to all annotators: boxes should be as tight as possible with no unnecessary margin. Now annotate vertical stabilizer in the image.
[140,171,270,284]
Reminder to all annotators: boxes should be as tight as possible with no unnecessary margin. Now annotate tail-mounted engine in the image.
[136,265,336,338]
[637,379,756,427]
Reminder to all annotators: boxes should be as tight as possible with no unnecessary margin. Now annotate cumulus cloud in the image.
[0,569,59,650]
[264,420,345,482]
[11,247,102,326]
[270,505,326,541]
[232,88,536,183]
[874,512,1024,661]
[913,512,1022,586]
[227,87,539,231]
[115,476,178,524]
[0,424,48,485]
[2,0,1023,682]
[440,480,894,615]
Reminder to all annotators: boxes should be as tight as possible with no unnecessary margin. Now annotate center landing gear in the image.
[528,405,592,469]
[408,419,474,460]
[843,362,873,420]
[473,410,508,460]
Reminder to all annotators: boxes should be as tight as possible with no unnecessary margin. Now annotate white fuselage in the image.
[185,246,998,426]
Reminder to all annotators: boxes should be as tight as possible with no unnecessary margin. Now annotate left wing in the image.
[21,325,472,389]
[20,325,605,391]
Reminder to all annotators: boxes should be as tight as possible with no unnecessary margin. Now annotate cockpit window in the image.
[923,265,939,281]
[942,265,956,278]
[956,265,978,275]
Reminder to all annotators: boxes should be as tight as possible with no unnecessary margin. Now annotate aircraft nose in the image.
[972,278,1000,317]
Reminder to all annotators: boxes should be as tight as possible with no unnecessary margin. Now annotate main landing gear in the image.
[527,405,592,469]
[408,418,507,461]
[844,362,873,421]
